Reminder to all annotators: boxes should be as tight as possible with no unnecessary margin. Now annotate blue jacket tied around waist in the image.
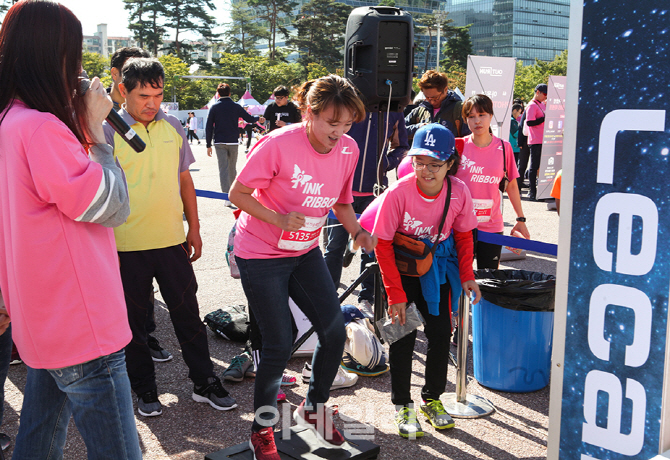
[419,234,462,317]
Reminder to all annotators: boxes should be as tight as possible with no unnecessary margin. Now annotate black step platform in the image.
[206,426,380,460]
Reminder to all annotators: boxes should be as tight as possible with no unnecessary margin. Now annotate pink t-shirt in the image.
[0,101,132,369]
[455,135,520,233]
[526,99,546,145]
[373,174,478,243]
[235,123,358,259]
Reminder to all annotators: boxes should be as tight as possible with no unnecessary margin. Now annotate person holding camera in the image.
[0,1,140,457]
[373,124,480,438]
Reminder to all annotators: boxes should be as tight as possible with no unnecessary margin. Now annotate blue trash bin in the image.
[472,269,556,392]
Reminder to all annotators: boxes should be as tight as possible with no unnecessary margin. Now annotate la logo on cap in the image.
[424,132,437,147]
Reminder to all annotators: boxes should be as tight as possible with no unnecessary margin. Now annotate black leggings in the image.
[517,144,530,189]
[389,276,452,406]
[474,228,502,270]
[244,125,253,149]
[187,129,199,142]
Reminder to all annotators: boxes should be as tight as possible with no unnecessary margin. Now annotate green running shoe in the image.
[420,399,455,429]
[394,406,424,439]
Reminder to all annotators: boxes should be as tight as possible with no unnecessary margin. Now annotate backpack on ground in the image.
[344,317,387,369]
[204,305,249,342]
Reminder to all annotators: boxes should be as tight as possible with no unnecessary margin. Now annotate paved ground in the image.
[1,137,560,459]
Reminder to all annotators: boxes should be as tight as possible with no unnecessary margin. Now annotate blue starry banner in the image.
[555,1,670,459]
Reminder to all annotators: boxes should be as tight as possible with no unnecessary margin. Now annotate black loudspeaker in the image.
[345,6,413,112]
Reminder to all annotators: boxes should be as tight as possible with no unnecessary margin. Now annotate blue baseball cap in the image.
[341,304,366,325]
[408,124,456,162]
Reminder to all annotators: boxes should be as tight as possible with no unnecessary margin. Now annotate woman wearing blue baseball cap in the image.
[372,124,481,438]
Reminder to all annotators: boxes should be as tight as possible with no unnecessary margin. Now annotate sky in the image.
[56,0,230,40]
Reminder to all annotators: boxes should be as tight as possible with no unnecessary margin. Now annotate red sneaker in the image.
[276,390,286,402]
[249,428,280,460]
[293,399,347,449]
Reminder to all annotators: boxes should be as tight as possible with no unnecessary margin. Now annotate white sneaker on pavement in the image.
[302,363,358,390]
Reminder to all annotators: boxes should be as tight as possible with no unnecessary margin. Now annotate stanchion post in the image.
[443,292,495,418]
[373,264,386,338]
[456,292,468,402]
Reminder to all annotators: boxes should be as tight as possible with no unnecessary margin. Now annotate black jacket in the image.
[405,90,471,139]
[206,97,257,147]
[348,112,409,193]
[263,101,302,131]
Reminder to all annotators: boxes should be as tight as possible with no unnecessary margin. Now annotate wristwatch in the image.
[516,217,527,223]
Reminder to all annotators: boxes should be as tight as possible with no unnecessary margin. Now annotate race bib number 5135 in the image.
[278,215,327,251]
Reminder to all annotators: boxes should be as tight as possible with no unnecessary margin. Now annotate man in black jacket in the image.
[206,83,264,206]
[262,85,302,132]
[405,70,470,140]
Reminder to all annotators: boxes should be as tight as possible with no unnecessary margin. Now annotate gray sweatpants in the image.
[214,144,238,194]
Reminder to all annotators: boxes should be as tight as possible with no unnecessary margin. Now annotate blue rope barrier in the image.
[197,189,558,256]
[196,189,228,200]
[476,231,557,256]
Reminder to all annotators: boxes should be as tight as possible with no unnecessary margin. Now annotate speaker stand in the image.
[205,426,380,460]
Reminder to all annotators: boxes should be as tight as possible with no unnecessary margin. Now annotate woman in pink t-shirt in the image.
[373,124,481,438]
[229,75,377,458]
[455,94,530,268]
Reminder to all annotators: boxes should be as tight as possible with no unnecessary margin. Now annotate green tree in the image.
[82,52,109,79]
[287,0,351,71]
[158,54,191,106]
[179,74,221,109]
[224,1,268,55]
[247,0,296,60]
[159,54,224,109]
[306,62,329,80]
[513,50,567,101]
[162,0,217,61]
[414,13,454,74]
[443,63,466,92]
[216,52,303,102]
[378,0,395,6]
[440,25,472,69]
[124,0,167,55]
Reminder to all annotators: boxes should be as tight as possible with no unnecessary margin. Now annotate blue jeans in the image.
[237,248,346,432]
[14,350,142,460]
[324,195,376,302]
[0,324,11,426]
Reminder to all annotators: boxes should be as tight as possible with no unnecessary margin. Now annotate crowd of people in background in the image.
[0,1,557,459]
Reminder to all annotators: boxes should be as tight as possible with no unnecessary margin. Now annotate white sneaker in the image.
[301,363,312,383]
[358,300,374,319]
[331,366,358,390]
[223,200,231,207]
[302,363,358,390]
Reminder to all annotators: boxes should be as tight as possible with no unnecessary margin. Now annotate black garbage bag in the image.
[474,269,556,312]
